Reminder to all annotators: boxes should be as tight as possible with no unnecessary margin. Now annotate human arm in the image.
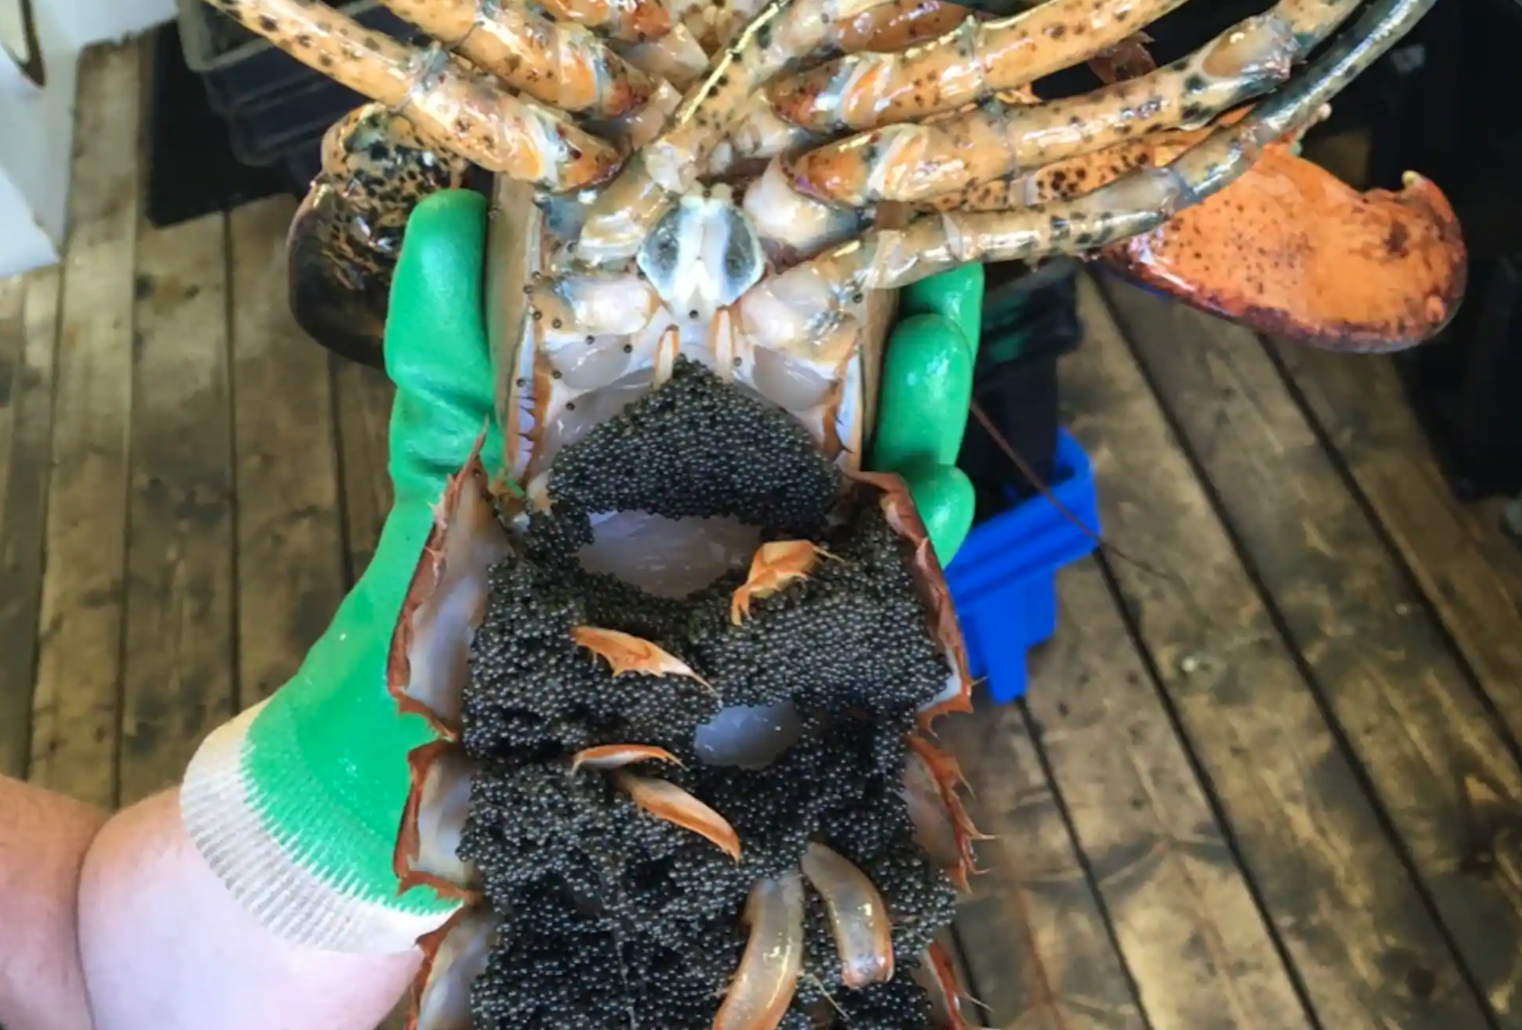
[0,190,496,1030]
[0,775,107,1030]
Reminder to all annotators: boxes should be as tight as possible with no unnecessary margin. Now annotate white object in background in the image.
[0,0,43,94]
[0,0,175,280]
[42,0,175,52]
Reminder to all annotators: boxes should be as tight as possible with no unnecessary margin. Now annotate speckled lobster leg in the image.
[373,0,658,119]
[286,104,483,366]
[787,0,1369,206]
[536,0,675,43]
[572,0,897,267]
[766,0,1195,134]
[704,0,982,180]
[738,0,1452,355]
[200,0,621,188]
[825,0,969,55]
[828,0,1152,82]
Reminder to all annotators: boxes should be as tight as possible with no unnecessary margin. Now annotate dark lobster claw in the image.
[285,104,486,368]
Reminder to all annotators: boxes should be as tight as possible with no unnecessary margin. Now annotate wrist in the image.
[181,508,461,954]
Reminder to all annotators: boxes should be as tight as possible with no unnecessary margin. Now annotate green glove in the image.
[868,265,983,566]
[180,189,498,953]
[179,188,980,954]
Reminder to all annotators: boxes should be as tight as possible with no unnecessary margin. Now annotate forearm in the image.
[1,776,423,1030]
[0,776,105,1030]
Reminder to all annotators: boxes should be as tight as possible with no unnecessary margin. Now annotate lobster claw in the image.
[1096,144,1467,353]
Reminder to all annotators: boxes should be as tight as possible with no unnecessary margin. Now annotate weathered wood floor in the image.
[9,39,1522,1030]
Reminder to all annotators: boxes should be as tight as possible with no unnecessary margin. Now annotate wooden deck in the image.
[9,38,1522,1030]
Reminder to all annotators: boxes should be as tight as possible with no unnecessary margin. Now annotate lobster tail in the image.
[383,357,976,1028]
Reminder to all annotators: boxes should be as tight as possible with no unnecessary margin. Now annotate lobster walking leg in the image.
[786,0,1368,206]
[200,0,620,188]
[374,0,657,118]
[707,1,998,178]
[739,0,1450,354]
[573,0,897,266]
[612,21,712,87]
[826,0,969,54]
[535,0,674,43]
[767,0,1193,133]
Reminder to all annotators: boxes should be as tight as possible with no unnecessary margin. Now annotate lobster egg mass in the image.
[395,359,981,1030]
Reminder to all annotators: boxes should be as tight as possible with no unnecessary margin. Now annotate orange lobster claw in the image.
[1097,143,1467,353]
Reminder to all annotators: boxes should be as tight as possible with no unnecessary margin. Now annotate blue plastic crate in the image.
[943,429,1102,704]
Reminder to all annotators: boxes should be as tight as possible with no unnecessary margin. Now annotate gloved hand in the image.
[179,189,499,954]
[179,188,981,955]
[867,265,982,565]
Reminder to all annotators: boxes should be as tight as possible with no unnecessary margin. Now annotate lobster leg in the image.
[535,0,674,44]
[373,0,657,118]
[706,2,988,178]
[738,0,1451,354]
[786,0,1367,206]
[613,22,712,87]
[199,0,620,189]
[826,0,970,55]
[767,0,1193,134]
[742,157,869,262]
[572,0,897,266]
[685,0,963,54]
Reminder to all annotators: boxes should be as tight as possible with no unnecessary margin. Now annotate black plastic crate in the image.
[177,0,413,116]
[281,143,326,195]
[957,259,1084,525]
[143,21,289,228]
[224,78,359,167]
[1396,252,1522,501]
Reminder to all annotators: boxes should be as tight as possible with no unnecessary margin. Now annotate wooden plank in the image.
[940,689,1146,1030]
[1060,271,1492,1030]
[333,357,394,583]
[29,42,141,807]
[0,270,56,779]
[1099,271,1522,1024]
[1269,338,1522,755]
[1026,555,1312,1030]
[228,196,347,709]
[117,212,236,806]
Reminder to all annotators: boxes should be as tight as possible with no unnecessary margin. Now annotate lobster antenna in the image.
[967,398,1169,582]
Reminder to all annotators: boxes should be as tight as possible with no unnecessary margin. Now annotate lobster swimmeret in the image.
[193,1,1463,1028]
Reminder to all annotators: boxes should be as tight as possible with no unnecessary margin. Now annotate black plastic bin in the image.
[956,258,1084,526]
[1396,251,1522,501]
[224,77,360,167]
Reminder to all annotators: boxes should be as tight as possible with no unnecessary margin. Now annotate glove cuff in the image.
[180,698,460,954]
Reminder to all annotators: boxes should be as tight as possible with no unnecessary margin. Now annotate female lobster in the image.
[179,2,1466,1030]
